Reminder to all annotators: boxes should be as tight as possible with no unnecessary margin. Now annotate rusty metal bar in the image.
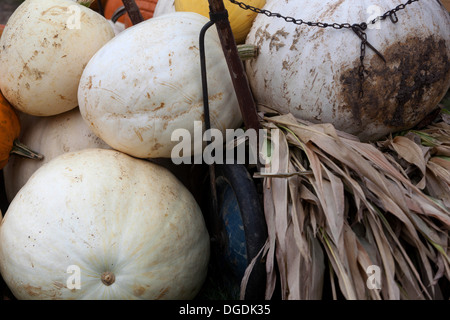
[121,0,144,25]
[207,0,261,132]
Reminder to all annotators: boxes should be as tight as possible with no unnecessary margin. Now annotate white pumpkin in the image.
[78,12,242,159]
[0,148,210,300]
[245,0,450,141]
[3,108,111,202]
[0,0,115,116]
[153,0,176,17]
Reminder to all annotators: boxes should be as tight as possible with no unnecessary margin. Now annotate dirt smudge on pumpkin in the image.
[151,143,163,152]
[32,69,44,81]
[319,0,345,20]
[253,24,272,49]
[21,283,64,299]
[134,128,144,142]
[52,281,65,290]
[153,102,165,112]
[23,284,42,296]
[339,35,450,137]
[133,286,146,297]
[208,92,223,102]
[40,5,67,17]
[269,28,289,51]
[252,24,290,52]
[86,76,93,90]
[155,286,170,300]
[41,37,50,48]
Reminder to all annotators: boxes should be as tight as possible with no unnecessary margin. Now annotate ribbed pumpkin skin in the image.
[0,148,210,300]
[0,0,115,116]
[0,92,20,169]
[78,12,242,159]
[175,0,266,44]
[245,0,450,141]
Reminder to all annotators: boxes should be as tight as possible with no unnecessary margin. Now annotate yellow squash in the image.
[175,0,266,44]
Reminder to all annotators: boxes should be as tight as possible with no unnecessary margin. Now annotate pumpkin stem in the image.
[10,140,44,161]
[74,0,95,7]
[237,44,258,61]
[101,271,115,286]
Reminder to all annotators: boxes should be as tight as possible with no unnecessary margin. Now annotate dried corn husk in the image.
[242,102,450,300]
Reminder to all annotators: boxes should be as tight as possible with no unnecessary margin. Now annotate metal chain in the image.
[228,0,420,97]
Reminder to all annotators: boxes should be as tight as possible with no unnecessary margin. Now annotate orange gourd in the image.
[104,0,158,28]
[0,92,20,169]
[104,0,126,23]
[0,92,43,169]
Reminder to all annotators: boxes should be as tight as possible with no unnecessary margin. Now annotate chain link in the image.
[228,0,420,97]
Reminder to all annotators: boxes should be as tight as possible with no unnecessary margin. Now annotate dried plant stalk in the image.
[242,107,450,300]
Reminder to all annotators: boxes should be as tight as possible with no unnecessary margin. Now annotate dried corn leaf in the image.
[354,235,382,300]
[393,246,426,300]
[253,108,450,300]
[343,224,368,299]
[389,135,429,188]
[262,180,277,299]
[320,229,357,300]
[365,212,399,299]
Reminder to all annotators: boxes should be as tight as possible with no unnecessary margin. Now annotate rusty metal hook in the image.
[352,24,387,63]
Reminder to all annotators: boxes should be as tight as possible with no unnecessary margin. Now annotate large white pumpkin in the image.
[0,148,210,300]
[78,12,242,159]
[3,108,111,202]
[153,0,176,17]
[245,0,450,141]
[0,0,115,116]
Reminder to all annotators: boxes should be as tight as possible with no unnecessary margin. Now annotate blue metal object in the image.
[216,176,248,280]
[214,164,267,300]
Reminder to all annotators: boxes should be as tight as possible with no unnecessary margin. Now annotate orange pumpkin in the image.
[90,0,108,12]
[0,92,43,169]
[104,0,158,28]
[104,0,126,23]
[0,92,21,169]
